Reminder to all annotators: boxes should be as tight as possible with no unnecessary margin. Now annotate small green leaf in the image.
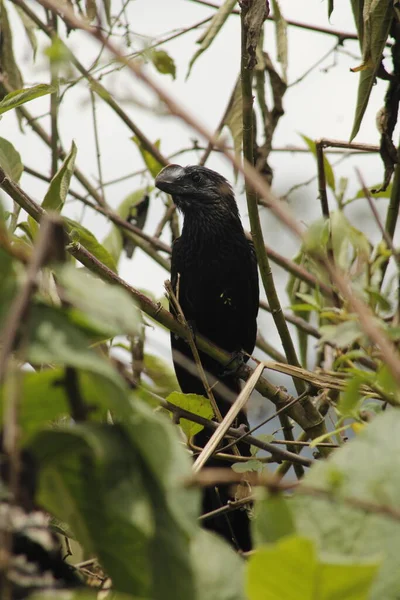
[132,137,163,178]
[65,217,118,273]
[319,320,363,348]
[102,189,150,263]
[0,137,23,181]
[271,0,288,81]
[0,0,23,91]
[349,0,393,140]
[149,49,176,79]
[166,391,213,438]
[303,218,330,255]
[14,5,38,59]
[337,375,364,417]
[42,140,77,211]
[186,0,237,78]
[300,134,335,192]
[232,459,264,473]
[328,0,334,18]
[0,84,56,116]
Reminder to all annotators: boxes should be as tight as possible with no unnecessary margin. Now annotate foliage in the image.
[0,1,400,599]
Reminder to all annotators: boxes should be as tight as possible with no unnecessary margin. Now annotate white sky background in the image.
[2,0,396,415]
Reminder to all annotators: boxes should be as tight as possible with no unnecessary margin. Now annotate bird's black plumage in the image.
[155,164,259,552]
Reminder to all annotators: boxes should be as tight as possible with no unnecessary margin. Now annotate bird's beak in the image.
[155,164,185,194]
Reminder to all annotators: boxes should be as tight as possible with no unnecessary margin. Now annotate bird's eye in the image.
[191,173,201,184]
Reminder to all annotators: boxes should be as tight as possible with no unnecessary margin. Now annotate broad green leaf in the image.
[65,217,118,273]
[0,368,111,443]
[102,189,150,263]
[149,49,176,79]
[271,0,288,81]
[55,263,141,338]
[42,140,77,211]
[349,0,393,140]
[132,137,163,178]
[0,84,55,116]
[140,354,180,404]
[247,536,316,600]
[27,304,126,389]
[186,0,237,78]
[253,491,296,546]
[0,0,23,91]
[191,530,246,600]
[294,410,400,599]
[0,137,23,181]
[166,391,213,438]
[246,535,378,600]
[31,425,155,596]
[301,134,335,192]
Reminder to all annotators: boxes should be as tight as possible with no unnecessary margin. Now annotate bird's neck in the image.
[181,210,244,245]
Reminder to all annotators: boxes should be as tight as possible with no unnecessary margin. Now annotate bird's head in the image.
[155,164,239,218]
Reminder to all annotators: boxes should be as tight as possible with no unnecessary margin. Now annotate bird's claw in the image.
[220,351,245,378]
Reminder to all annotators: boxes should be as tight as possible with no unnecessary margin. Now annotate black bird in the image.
[155,164,259,552]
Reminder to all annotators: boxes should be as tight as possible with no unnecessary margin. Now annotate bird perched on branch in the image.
[155,164,259,552]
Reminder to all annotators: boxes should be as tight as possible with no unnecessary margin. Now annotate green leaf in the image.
[102,0,111,25]
[0,84,56,116]
[319,320,363,348]
[186,0,237,78]
[65,217,118,273]
[0,0,23,91]
[331,211,370,271]
[14,5,38,59]
[246,535,378,600]
[102,189,150,264]
[166,391,213,438]
[0,137,23,181]
[271,0,288,81]
[0,247,17,330]
[0,368,111,443]
[55,263,141,338]
[253,491,296,545]
[303,217,330,255]
[132,137,163,178]
[337,375,364,417]
[31,402,200,599]
[191,530,246,600]
[27,304,126,389]
[349,0,393,140]
[328,0,334,18]
[293,410,400,599]
[149,49,176,79]
[232,459,264,473]
[300,134,335,192]
[31,425,155,596]
[42,141,77,211]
